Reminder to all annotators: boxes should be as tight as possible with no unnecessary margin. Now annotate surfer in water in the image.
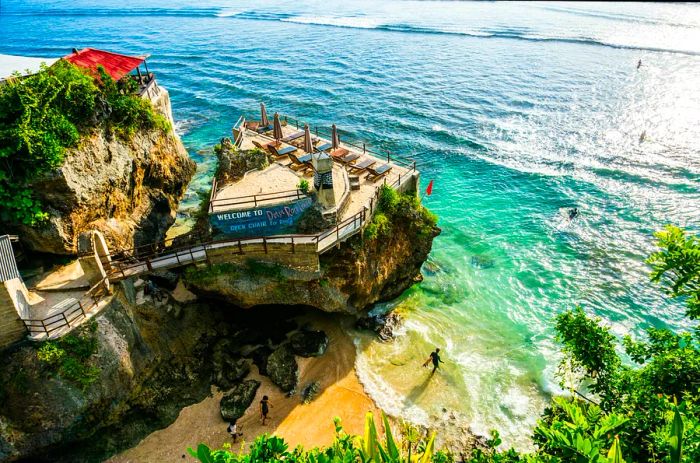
[423,348,444,373]
[568,207,579,220]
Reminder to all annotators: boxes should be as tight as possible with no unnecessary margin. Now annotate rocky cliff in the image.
[11,98,195,256]
[0,283,314,462]
[182,196,441,314]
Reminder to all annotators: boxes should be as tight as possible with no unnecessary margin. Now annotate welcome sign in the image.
[210,197,314,237]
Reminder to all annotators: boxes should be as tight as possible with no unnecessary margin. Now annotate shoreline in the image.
[108,312,383,462]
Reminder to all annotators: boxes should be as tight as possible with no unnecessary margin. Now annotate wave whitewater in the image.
[4,7,699,57]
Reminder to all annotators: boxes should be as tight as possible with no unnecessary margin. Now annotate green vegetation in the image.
[190,226,700,462]
[0,60,169,225]
[36,323,100,390]
[364,185,437,241]
[245,259,285,281]
[189,412,446,463]
[298,179,310,194]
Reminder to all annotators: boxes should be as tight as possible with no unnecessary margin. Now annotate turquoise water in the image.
[3,0,700,448]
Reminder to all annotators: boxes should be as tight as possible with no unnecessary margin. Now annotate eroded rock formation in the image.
[11,120,195,255]
[182,202,441,314]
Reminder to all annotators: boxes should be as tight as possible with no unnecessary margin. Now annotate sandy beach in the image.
[109,313,383,462]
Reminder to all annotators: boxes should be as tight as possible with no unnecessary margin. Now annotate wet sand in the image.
[108,313,382,462]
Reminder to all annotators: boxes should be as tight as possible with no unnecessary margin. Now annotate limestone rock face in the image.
[183,203,441,314]
[219,380,261,422]
[266,344,299,393]
[12,115,195,255]
[0,291,216,462]
[215,137,268,184]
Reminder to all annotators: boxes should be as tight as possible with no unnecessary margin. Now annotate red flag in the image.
[425,179,434,196]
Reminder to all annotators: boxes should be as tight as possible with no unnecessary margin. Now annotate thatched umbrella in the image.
[331,124,340,149]
[260,102,269,128]
[303,124,313,153]
[273,113,283,141]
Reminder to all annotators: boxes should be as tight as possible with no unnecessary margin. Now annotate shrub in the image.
[298,179,310,194]
[36,330,100,390]
[0,60,168,226]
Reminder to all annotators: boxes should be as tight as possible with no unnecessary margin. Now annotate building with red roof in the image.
[62,48,164,103]
[63,48,147,81]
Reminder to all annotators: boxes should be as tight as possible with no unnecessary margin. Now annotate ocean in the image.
[2,0,699,449]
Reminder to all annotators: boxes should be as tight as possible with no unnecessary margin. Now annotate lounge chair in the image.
[340,153,360,165]
[287,152,313,172]
[365,164,392,182]
[330,147,349,160]
[269,143,297,157]
[348,158,377,173]
[252,139,297,158]
[281,130,305,143]
[315,141,332,152]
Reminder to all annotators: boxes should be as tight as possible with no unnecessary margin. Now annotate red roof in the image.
[63,48,146,81]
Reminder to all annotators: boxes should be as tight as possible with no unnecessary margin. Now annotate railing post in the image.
[263,236,268,254]
[146,258,153,272]
[62,312,69,327]
[41,320,48,336]
[79,300,86,317]
[238,240,243,254]
[291,237,295,254]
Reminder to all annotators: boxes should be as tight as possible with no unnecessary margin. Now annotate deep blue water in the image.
[2,0,700,448]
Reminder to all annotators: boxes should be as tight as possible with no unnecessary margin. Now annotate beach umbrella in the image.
[260,103,269,128]
[273,113,283,141]
[303,124,313,153]
[332,124,340,149]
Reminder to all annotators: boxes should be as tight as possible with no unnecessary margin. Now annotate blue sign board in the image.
[210,197,314,237]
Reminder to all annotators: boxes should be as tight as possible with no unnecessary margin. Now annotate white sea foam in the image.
[282,15,383,30]
[216,9,242,18]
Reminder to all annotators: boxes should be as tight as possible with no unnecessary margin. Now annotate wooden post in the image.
[363,143,366,153]
[263,237,268,254]
[238,240,243,255]
[291,237,295,254]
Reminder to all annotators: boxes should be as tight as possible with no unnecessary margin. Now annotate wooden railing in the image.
[209,189,309,213]
[105,177,389,281]
[280,115,418,172]
[22,277,110,338]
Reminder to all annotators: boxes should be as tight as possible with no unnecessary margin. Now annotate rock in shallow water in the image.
[220,380,261,421]
[289,329,328,357]
[356,311,402,341]
[266,344,298,392]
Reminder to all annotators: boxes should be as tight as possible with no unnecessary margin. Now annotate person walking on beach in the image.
[260,395,273,425]
[227,420,243,443]
[423,348,444,373]
[637,59,642,69]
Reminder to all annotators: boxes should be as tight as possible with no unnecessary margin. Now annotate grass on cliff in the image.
[364,185,438,241]
[0,60,169,226]
[36,321,100,390]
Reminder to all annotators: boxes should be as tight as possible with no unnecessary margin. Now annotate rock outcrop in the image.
[266,344,299,393]
[11,110,195,255]
[182,200,441,314]
[219,380,261,422]
[0,288,313,462]
[290,329,329,357]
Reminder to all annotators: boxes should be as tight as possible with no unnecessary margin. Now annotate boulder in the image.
[220,380,261,421]
[266,344,298,392]
[289,330,329,357]
[356,311,402,341]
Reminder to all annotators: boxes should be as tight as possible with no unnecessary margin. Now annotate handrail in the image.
[279,114,418,171]
[22,276,109,338]
[209,189,309,212]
